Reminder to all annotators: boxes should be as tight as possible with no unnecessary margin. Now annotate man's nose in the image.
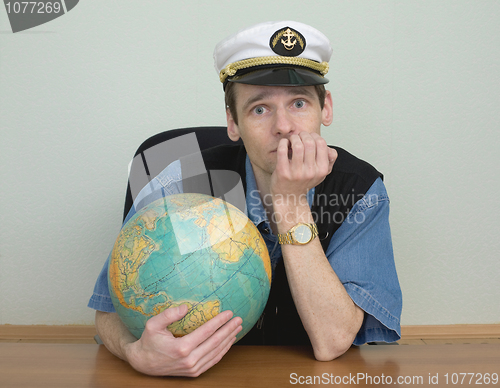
[273,107,295,136]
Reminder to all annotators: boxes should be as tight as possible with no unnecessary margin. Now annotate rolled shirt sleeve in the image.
[325,177,402,344]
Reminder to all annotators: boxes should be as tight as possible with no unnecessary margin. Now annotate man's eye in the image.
[254,106,265,115]
[294,100,305,108]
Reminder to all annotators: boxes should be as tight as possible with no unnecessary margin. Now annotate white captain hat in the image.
[214,21,333,89]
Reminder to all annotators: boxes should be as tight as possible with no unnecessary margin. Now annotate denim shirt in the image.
[89,157,402,345]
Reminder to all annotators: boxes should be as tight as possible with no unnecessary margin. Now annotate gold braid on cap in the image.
[219,56,329,83]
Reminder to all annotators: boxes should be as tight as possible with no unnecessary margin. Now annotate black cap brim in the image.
[226,67,329,88]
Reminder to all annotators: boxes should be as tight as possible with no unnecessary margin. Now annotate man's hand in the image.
[271,132,337,200]
[267,132,363,361]
[96,305,242,377]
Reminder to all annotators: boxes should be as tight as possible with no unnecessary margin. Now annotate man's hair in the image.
[225,83,327,125]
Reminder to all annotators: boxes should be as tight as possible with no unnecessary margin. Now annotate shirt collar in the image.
[245,156,268,226]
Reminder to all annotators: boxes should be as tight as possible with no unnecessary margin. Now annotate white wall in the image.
[1,1,499,326]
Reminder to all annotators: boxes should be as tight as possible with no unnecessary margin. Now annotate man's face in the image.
[226,83,333,177]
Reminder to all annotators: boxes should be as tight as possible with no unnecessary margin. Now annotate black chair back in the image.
[123,126,242,220]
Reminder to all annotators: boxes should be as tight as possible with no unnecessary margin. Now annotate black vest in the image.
[180,145,382,345]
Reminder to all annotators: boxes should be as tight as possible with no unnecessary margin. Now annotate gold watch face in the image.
[292,224,313,244]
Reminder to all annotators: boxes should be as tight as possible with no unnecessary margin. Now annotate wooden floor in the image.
[1,324,499,345]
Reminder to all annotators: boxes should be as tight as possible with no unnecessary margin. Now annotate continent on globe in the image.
[108,193,271,341]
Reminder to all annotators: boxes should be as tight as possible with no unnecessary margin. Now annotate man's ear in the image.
[226,108,241,142]
[321,90,333,127]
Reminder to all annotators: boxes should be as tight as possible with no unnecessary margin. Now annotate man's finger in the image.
[328,147,338,164]
[181,310,236,348]
[183,321,242,377]
[144,304,189,333]
[309,133,332,172]
[276,138,291,173]
[300,132,317,171]
[288,134,305,172]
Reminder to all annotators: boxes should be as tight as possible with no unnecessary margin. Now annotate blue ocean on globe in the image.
[108,193,271,341]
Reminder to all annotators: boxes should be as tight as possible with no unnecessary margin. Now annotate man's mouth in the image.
[270,146,293,159]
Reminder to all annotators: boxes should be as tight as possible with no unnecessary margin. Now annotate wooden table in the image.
[1,343,499,387]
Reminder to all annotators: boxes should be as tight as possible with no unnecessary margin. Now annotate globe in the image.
[108,193,271,342]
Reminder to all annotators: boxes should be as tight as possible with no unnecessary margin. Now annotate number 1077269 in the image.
[5,2,63,14]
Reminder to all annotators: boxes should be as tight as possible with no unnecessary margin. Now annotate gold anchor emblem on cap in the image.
[281,28,297,50]
[270,26,305,56]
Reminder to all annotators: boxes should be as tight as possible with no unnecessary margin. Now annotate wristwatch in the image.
[277,223,318,245]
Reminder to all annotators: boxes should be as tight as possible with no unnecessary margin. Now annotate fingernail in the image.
[177,304,188,314]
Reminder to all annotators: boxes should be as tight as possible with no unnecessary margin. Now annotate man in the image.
[88,21,402,377]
